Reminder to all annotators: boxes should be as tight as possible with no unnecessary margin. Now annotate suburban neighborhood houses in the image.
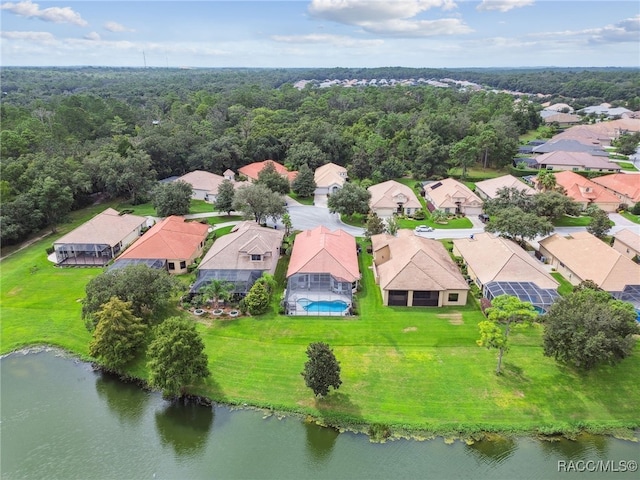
[423,178,484,216]
[368,180,422,218]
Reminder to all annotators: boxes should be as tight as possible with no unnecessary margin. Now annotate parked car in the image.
[414,225,434,232]
[478,213,490,223]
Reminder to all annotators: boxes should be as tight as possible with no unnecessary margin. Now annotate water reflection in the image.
[537,434,610,460]
[304,420,339,464]
[95,371,149,425]
[154,398,214,457]
[466,435,517,466]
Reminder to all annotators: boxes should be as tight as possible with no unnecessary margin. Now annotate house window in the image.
[448,293,459,302]
[559,262,565,268]
[251,254,262,261]
[168,262,175,270]
[572,168,579,172]
[180,261,186,269]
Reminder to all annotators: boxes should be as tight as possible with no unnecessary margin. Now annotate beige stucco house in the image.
[612,229,640,260]
[423,178,483,216]
[177,170,238,203]
[368,180,422,218]
[371,230,468,307]
[474,175,536,200]
[314,162,348,196]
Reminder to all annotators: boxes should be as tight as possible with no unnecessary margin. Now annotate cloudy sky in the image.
[1,0,638,68]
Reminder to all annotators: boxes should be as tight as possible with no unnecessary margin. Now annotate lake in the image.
[1,350,637,480]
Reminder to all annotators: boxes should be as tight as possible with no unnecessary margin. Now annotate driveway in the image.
[267,205,365,237]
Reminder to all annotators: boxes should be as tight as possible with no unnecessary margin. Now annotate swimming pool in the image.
[300,299,349,313]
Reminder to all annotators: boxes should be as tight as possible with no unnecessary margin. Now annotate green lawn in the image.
[208,215,243,225]
[114,198,216,216]
[553,215,592,227]
[615,162,639,172]
[288,193,315,205]
[446,167,510,181]
[551,272,574,296]
[3,216,639,437]
[620,211,640,225]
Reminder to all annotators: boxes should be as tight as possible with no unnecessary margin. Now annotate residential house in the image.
[474,174,536,200]
[423,178,483,216]
[612,229,640,261]
[453,233,559,312]
[554,118,640,146]
[112,216,209,274]
[314,162,348,196]
[53,208,147,266]
[532,139,608,157]
[545,171,620,212]
[538,231,640,297]
[177,169,238,203]
[372,230,468,307]
[591,174,640,206]
[579,103,632,118]
[533,151,621,173]
[193,221,284,296]
[284,226,360,316]
[542,113,582,127]
[238,160,297,183]
[367,180,422,218]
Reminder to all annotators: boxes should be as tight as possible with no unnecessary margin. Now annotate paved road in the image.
[267,205,366,236]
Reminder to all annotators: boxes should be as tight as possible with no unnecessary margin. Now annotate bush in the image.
[245,282,270,315]
[411,209,426,220]
[630,202,640,215]
[480,298,492,315]
[45,246,55,255]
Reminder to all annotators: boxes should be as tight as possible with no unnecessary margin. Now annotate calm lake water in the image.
[1,350,638,480]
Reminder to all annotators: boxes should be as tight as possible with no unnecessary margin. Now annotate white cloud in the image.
[271,33,384,47]
[0,0,88,26]
[104,21,135,33]
[0,30,56,43]
[307,0,469,37]
[531,15,640,44]
[84,32,101,41]
[476,0,534,13]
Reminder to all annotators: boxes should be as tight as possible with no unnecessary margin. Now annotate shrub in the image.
[630,202,640,215]
[45,246,55,255]
[412,209,426,220]
[480,298,492,315]
[245,281,270,315]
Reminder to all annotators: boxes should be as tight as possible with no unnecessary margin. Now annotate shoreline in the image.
[4,345,639,444]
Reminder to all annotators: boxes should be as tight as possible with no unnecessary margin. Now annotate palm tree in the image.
[536,171,557,192]
[201,280,234,309]
[431,209,447,224]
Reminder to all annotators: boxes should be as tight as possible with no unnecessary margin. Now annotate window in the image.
[180,261,186,269]
[448,293,459,302]
[168,262,175,270]
[250,254,262,261]
[559,262,565,268]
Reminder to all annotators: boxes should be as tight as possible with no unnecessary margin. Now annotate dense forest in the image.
[1,67,638,246]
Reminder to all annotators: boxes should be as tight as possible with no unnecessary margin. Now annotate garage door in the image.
[388,290,408,306]
[412,290,439,307]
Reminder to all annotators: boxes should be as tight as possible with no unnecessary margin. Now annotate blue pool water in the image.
[301,300,349,313]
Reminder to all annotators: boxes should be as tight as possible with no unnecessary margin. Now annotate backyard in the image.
[2,220,639,437]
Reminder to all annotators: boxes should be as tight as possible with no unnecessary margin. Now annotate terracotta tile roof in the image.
[539,231,640,292]
[199,221,284,272]
[534,151,621,170]
[475,175,535,199]
[54,208,146,247]
[453,233,558,289]
[238,160,297,182]
[286,226,360,282]
[314,163,347,188]
[372,230,468,291]
[119,216,209,261]
[368,180,422,210]
[591,174,640,203]
[551,171,620,206]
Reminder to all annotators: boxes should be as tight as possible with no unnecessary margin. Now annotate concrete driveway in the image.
[267,205,365,236]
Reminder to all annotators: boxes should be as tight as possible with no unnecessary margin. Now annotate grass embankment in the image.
[551,272,574,296]
[2,223,639,438]
[620,211,640,225]
[288,193,314,205]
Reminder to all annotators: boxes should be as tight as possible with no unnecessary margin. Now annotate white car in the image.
[414,225,434,233]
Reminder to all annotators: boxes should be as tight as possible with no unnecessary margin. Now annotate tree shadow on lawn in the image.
[314,392,364,430]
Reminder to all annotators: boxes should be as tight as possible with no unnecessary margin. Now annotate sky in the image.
[1,0,639,68]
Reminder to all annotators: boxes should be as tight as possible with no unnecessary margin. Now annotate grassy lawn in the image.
[207,215,243,225]
[615,162,639,172]
[553,215,592,227]
[3,214,639,437]
[446,167,509,181]
[288,193,314,206]
[620,211,640,224]
[551,272,574,296]
[340,213,367,227]
[396,217,473,230]
[114,198,216,216]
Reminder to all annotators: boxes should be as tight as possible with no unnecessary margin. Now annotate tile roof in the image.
[372,230,468,291]
[199,221,284,272]
[314,162,347,188]
[539,231,640,292]
[453,233,558,289]
[177,170,229,194]
[424,178,483,210]
[551,171,620,205]
[238,160,297,182]
[119,216,209,261]
[614,228,640,250]
[474,175,535,199]
[54,208,146,247]
[534,151,621,170]
[287,226,360,282]
[368,180,422,210]
[533,139,608,156]
[591,174,640,203]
